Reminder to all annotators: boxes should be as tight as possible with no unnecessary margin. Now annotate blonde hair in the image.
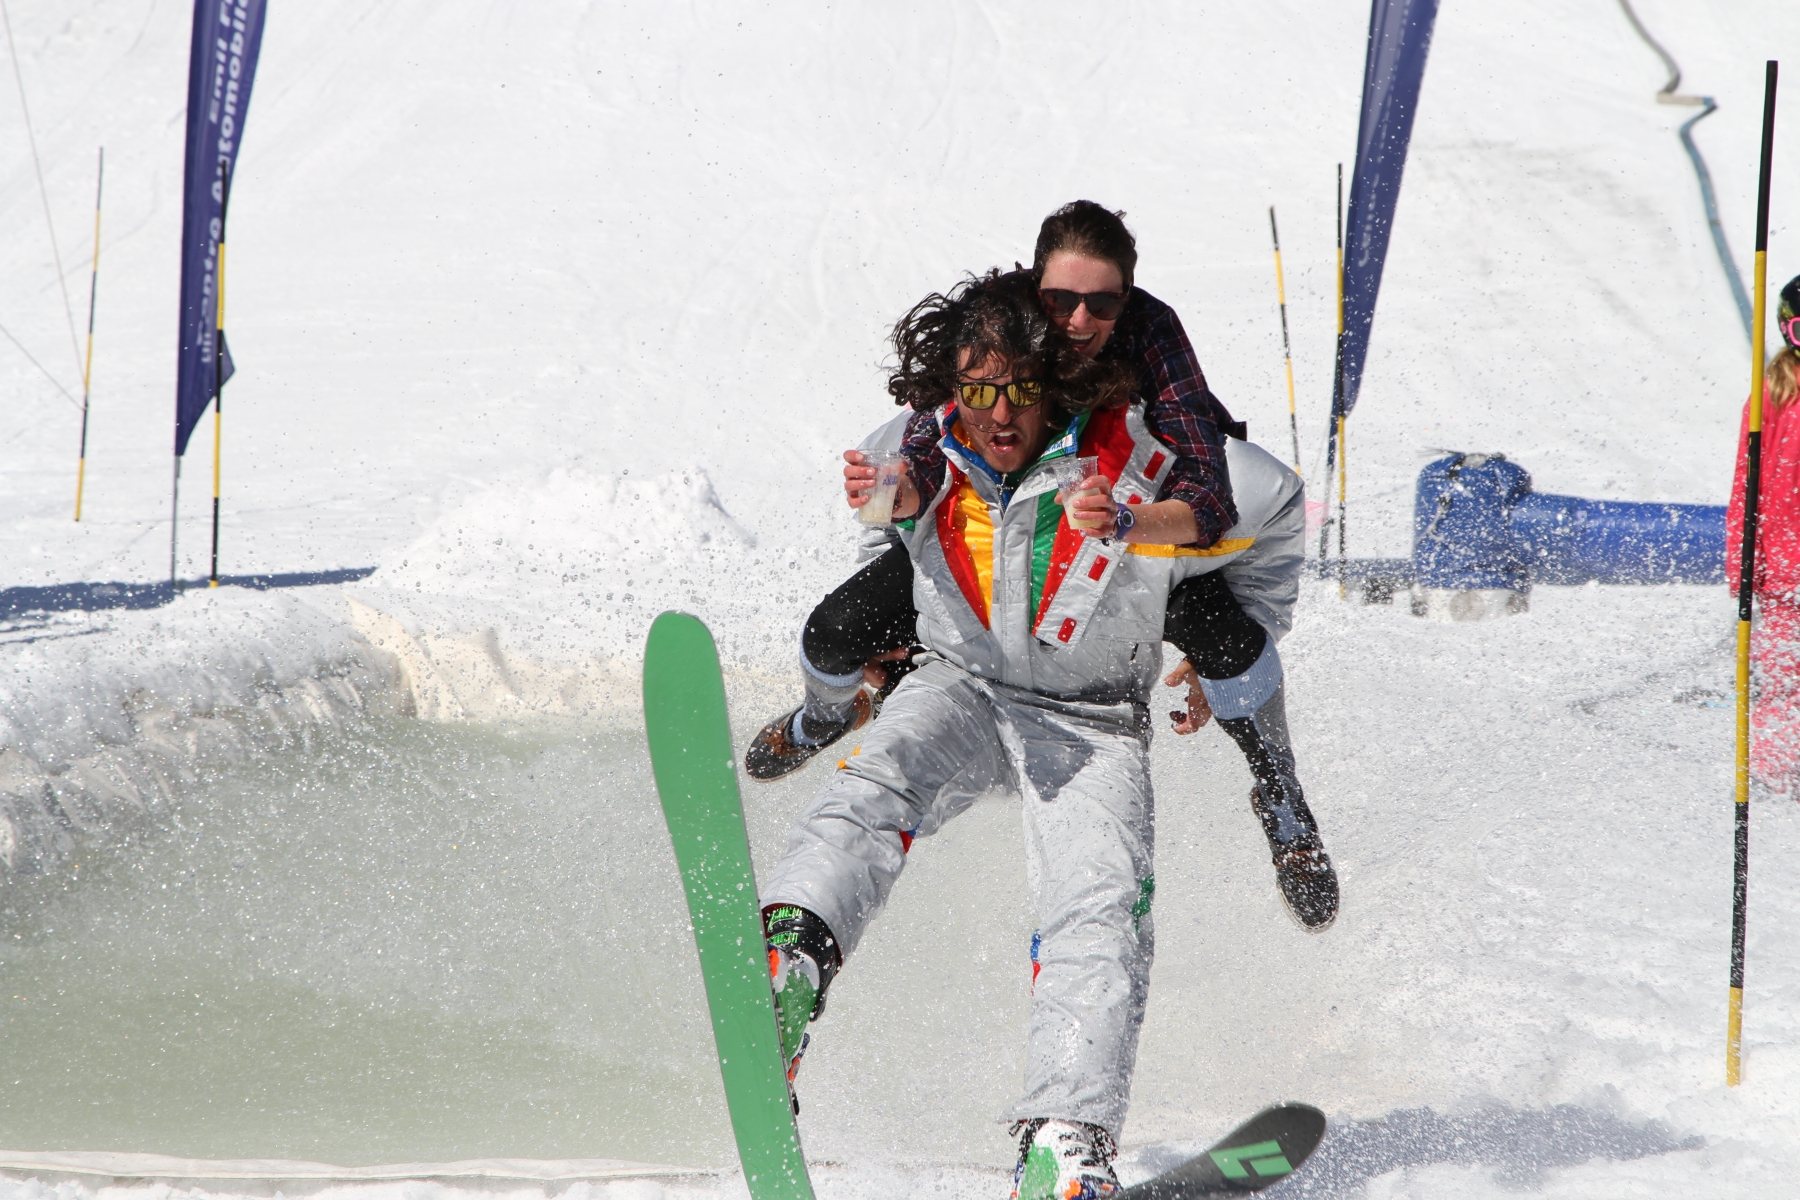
[1771,346,1800,409]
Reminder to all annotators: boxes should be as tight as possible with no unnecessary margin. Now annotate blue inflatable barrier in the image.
[1413,454,1533,590]
[1412,453,1725,592]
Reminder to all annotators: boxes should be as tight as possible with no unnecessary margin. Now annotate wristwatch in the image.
[1111,504,1136,541]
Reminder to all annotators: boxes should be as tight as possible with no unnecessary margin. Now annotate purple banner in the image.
[1334,0,1439,420]
[174,0,267,456]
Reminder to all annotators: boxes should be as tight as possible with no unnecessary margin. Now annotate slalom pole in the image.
[1321,164,1346,575]
[1335,164,1349,598]
[1336,161,1345,386]
[1337,415,1348,599]
[1269,206,1302,475]
[1729,58,1778,1090]
[209,157,231,588]
[74,147,103,521]
[170,456,181,593]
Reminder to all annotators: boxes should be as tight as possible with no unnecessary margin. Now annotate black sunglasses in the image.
[1039,288,1128,322]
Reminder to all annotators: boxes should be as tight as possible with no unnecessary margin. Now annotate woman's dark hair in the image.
[886,268,1133,420]
[1032,200,1138,289]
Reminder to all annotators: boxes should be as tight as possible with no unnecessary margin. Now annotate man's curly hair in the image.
[885,269,1134,422]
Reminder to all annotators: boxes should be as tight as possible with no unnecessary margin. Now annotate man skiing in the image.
[758,270,1307,1199]
[747,201,1335,930]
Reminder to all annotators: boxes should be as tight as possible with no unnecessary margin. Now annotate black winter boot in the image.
[1217,687,1339,930]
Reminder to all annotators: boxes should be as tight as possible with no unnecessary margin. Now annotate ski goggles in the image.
[1039,288,1128,322]
[958,380,1044,409]
[1783,315,1800,349]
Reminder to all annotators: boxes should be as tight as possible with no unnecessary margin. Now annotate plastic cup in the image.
[1050,455,1107,529]
[857,451,906,526]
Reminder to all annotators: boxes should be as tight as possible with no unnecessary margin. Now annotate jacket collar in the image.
[938,405,1088,508]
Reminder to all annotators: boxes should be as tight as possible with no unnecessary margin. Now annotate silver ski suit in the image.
[798,415,1304,732]
[763,403,1302,1137]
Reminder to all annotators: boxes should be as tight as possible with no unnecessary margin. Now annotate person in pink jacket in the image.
[1728,274,1800,794]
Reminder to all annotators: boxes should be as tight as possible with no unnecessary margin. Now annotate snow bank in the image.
[343,466,862,720]
[0,588,398,879]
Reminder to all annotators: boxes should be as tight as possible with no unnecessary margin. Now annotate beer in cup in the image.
[1050,455,1107,530]
[858,451,906,526]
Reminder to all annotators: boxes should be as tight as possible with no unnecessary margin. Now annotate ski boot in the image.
[1010,1119,1120,1200]
[745,690,873,782]
[763,904,842,1084]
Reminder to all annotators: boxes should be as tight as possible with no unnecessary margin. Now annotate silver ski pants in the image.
[761,657,1156,1137]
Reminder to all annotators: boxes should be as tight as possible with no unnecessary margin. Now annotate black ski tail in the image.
[1121,1104,1327,1200]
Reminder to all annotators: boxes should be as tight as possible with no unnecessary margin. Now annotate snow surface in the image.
[3,0,1800,1196]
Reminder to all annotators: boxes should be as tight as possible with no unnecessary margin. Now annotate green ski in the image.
[643,611,814,1200]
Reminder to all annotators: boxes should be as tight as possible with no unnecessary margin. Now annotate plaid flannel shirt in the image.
[898,287,1241,546]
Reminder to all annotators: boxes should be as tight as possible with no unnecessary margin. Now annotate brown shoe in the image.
[1252,786,1339,930]
[744,691,872,782]
[1271,841,1339,931]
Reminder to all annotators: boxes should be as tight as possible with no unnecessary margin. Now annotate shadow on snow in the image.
[1134,1102,1702,1196]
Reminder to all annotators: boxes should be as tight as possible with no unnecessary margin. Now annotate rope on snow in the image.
[1616,0,1754,343]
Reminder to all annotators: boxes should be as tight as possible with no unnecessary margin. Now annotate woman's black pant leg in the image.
[802,547,920,677]
[1163,570,1266,680]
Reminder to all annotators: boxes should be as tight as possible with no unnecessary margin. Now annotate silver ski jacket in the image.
[899,401,1300,704]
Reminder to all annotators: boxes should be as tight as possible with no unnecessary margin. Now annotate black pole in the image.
[170,455,181,593]
[1322,163,1345,570]
[209,156,232,588]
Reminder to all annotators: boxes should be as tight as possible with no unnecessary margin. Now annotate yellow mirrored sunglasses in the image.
[957,380,1044,410]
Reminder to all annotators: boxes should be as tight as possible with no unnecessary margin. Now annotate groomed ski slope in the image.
[2,1,1800,1197]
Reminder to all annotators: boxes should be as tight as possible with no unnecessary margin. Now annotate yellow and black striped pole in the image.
[1730,59,1778,1090]
[73,147,103,521]
[1321,164,1346,571]
[209,156,232,588]
[1269,206,1302,476]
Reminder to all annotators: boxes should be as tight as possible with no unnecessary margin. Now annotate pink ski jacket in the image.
[1728,386,1800,601]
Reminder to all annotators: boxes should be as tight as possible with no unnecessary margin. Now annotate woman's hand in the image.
[843,450,919,519]
[1058,473,1118,533]
[1066,491,1201,545]
[1163,658,1213,734]
[862,647,911,690]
